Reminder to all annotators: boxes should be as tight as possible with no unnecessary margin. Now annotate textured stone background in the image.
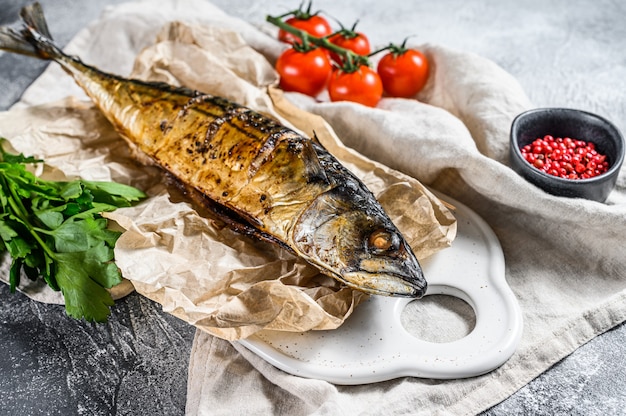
[1,0,625,414]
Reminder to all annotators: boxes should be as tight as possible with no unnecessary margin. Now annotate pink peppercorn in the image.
[521,134,609,179]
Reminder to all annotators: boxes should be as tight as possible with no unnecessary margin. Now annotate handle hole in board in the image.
[400,295,476,343]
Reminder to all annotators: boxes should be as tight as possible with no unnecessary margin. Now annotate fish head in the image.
[292,185,426,298]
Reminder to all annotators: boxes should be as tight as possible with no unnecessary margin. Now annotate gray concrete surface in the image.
[1,0,624,414]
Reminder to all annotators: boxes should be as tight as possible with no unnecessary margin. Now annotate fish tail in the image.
[0,2,64,61]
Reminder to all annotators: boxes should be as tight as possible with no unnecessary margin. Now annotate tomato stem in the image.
[267,14,369,72]
[276,0,320,20]
[327,18,360,39]
[368,36,416,58]
[297,0,314,19]
[368,44,393,57]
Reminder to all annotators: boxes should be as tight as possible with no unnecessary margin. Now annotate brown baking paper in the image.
[105,22,456,340]
[0,22,455,340]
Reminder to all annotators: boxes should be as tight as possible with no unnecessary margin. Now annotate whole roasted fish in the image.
[0,3,427,297]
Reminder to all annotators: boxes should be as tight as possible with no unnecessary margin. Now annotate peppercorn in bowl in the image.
[509,108,625,202]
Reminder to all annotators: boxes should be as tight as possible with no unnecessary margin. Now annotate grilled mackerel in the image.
[0,3,427,297]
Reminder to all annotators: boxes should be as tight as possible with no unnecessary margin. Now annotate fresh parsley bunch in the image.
[0,138,146,322]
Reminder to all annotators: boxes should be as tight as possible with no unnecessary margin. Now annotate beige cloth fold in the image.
[5,0,626,415]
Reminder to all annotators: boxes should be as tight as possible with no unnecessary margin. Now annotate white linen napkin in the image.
[6,1,626,414]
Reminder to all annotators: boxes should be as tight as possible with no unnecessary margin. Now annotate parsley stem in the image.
[3,177,57,259]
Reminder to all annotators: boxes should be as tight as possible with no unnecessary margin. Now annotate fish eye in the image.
[368,229,398,252]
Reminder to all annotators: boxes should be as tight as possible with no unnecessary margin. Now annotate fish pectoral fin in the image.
[310,131,324,147]
[301,138,331,185]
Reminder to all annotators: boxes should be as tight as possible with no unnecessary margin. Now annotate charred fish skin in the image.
[0,2,427,298]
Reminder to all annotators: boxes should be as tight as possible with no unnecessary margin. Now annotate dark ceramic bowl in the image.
[510,108,625,202]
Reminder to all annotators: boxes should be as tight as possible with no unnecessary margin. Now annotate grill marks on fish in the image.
[177,95,313,182]
[107,84,334,236]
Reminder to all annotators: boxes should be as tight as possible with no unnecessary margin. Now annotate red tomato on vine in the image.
[275,47,332,97]
[328,23,371,65]
[328,65,383,107]
[377,46,430,98]
[278,15,332,44]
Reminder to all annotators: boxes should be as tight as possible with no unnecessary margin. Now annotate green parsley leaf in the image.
[0,138,146,322]
[0,217,18,240]
[35,209,65,230]
[55,250,118,323]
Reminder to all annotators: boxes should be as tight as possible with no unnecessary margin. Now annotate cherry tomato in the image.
[377,49,430,98]
[328,31,371,64]
[278,15,332,44]
[275,47,332,97]
[328,66,383,107]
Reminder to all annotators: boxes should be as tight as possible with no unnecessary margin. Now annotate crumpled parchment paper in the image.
[0,22,455,340]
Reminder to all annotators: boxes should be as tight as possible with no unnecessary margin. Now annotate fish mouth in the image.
[341,270,427,298]
[341,254,427,298]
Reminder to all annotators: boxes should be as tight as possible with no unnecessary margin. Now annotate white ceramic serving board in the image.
[239,196,523,384]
